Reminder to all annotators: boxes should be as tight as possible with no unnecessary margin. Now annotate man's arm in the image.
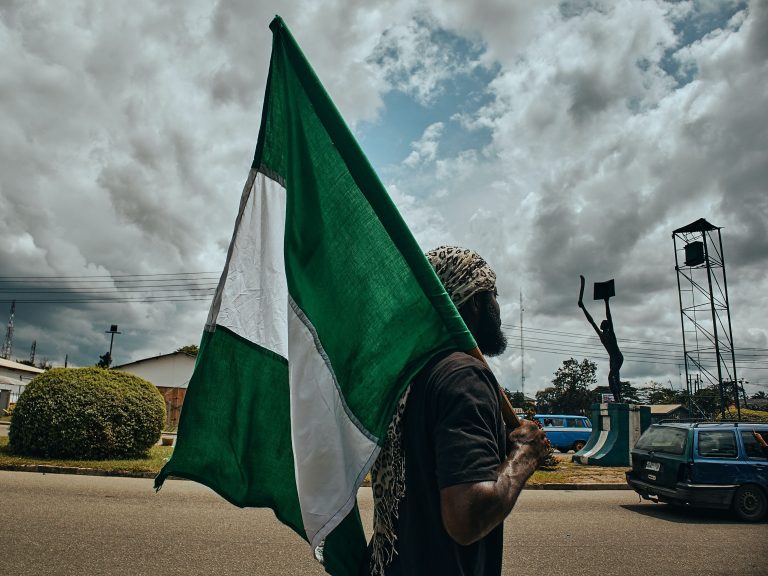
[578,276,601,335]
[580,303,601,336]
[439,420,549,546]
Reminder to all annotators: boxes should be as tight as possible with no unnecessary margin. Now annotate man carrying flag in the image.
[366,246,549,575]
[155,15,546,576]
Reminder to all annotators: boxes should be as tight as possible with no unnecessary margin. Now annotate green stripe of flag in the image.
[259,17,475,438]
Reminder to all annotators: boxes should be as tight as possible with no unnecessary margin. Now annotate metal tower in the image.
[1,301,15,360]
[672,219,739,419]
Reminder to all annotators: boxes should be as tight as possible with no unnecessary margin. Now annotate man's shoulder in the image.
[421,351,498,400]
[429,350,487,376]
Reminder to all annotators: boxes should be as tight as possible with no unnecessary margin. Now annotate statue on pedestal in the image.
[578,275,623,402]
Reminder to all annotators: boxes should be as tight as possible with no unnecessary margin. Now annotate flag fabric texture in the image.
[155,16,476,575]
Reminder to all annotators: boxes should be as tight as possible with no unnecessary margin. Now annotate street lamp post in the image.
[105,324,121,364]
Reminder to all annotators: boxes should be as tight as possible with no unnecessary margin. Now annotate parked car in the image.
[525,414,592,453]
[625,421,768,521]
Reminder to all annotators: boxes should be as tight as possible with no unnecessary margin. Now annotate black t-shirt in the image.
[384,351,506,576]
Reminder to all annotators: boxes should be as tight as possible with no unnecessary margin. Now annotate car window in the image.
[542,417,565,427]
[567,418,587,428]
[698,430,738,459]
[741,430,768,460]
[635,425,688,454]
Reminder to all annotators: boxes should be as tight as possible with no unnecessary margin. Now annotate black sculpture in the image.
[578,275,623,402]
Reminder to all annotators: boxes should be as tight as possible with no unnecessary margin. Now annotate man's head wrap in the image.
[426,245,497,307]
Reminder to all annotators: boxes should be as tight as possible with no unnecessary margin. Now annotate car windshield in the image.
[635,425,688,455]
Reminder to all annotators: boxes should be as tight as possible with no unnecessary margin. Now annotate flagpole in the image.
[466,347,520,428]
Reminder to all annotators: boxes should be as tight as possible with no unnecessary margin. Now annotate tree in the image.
[509,391,526,407]
[537,358,596,414]
[96,352,111,369]
[18,358,53,370]
[636,381,686,405]
[592,381,640,404]
[535,387,558,413]
[176,344,199,357]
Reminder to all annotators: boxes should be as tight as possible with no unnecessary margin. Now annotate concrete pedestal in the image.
[573,403,651,466]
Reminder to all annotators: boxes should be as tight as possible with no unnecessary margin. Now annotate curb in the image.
[0,464,157,479]
[525,483,629,490]
[0,464,629,489]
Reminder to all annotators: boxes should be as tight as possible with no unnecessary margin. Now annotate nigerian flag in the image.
[155,16,476,575]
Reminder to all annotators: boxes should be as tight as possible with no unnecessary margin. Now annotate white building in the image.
[114,351,196,427]
[0,357,44,408]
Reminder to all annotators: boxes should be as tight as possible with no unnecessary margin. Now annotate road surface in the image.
[2,471,765,575]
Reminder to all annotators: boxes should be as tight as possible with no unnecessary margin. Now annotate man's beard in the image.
[475,293,507,357]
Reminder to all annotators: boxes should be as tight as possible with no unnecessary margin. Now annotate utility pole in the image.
[520,290,525,399]
[1,301,15,360]
[30,340,36,364]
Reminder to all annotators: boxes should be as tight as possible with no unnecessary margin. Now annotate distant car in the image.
[626,421,768,521]
[526,414,592,453]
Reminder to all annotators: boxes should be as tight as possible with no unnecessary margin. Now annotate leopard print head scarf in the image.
[426,245,497,307]
[369,246,496,575]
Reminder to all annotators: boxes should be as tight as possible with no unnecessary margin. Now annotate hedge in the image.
[9,367,166,459]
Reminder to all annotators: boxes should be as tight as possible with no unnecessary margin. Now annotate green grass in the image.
[0,436,173,474]
[529,460,628,485]
[0,436,628,484]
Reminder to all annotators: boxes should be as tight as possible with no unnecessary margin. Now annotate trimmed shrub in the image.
[9,368,166,459]
[717,406,768,423]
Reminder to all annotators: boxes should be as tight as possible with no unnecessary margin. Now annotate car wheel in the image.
[732,484,767,522]
[572,440,586,452]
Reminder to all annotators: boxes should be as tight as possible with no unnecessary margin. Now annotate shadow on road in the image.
[621,502,763,525]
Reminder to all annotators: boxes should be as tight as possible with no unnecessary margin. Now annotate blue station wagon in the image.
[626,421,768,521]
[528,414,592,454]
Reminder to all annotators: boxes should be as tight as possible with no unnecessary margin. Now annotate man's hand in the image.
[441,419,550,546]
[507,420,550,468]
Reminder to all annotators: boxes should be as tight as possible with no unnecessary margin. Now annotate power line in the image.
[0,271,219,281]
[504,324,768,353]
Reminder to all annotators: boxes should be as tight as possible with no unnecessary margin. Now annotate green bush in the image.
[9,368,166,459]
[717,406,768,423]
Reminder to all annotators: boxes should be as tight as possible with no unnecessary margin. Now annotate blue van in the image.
[527,414,592,453]
[626,421,768,521]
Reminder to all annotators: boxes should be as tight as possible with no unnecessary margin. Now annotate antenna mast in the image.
[1,300,15,360]
[520,290,525,398]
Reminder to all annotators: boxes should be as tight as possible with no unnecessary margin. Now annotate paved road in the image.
[2,471,765,575]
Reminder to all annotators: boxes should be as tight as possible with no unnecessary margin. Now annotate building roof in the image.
[672,218,719,234]
[649,404,688,414]
[0,357,44,374]
[113,350,196,370]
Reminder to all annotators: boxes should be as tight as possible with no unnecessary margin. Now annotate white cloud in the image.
[403,122,444,166]
[1,0,765,397]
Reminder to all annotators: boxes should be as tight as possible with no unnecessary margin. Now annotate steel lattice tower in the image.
[673,219,739,419]
[1,301,15,360]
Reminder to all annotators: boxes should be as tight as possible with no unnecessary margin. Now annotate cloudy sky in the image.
[1,0,766,397]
